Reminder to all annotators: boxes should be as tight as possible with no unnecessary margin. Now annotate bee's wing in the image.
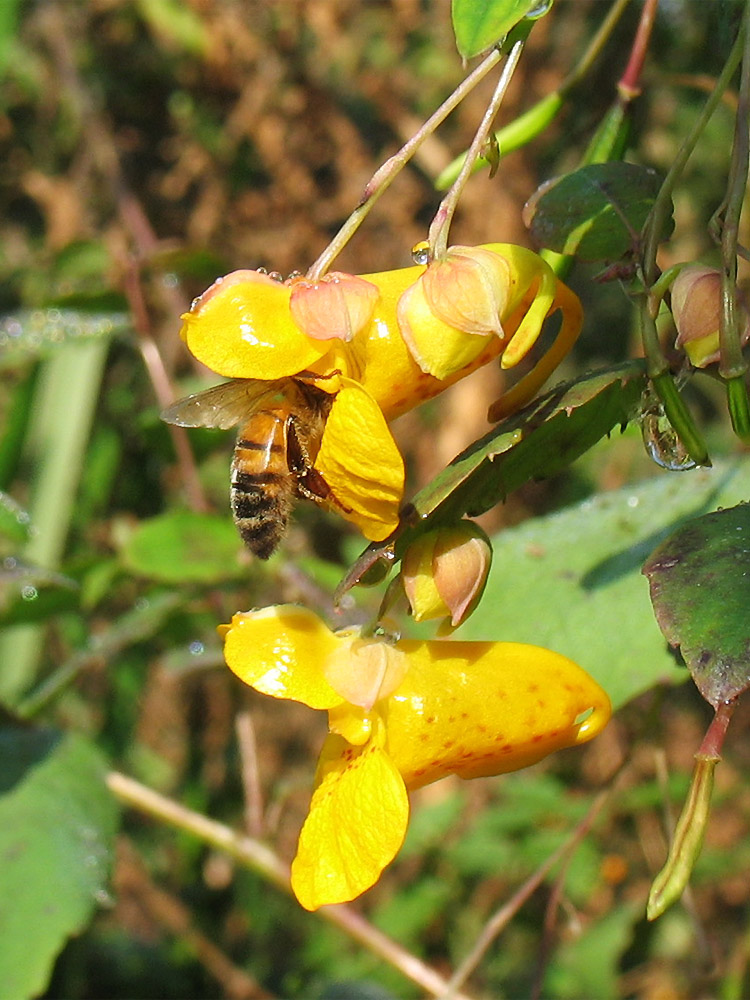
[161,378,286,430]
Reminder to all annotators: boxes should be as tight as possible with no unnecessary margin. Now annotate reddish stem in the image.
[619,0,659,98]
[697,698,737,760]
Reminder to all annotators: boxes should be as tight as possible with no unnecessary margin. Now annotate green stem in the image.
[305,46,504,280]
[642,288,709,466]
[0,339,109,704]
[719,1,750,438]
[647,700,736,920]
[436,0,633,190]
[642,31,744,286]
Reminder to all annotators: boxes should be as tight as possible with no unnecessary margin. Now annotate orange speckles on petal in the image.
[384,639,610,789]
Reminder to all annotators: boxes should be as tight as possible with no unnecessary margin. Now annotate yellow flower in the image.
[222,604,611,910]
[179,247,581,541]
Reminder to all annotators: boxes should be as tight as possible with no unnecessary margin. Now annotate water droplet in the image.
[638,391,697,471]
[163,272,179,288]
[627,495,640,508]
[189,640,204,655]
[268,270,283,282]
[411,241,431,266]
[527,0,553,16]
[21,585,38,601]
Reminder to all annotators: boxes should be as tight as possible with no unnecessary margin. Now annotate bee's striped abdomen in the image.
[230,412,294,559]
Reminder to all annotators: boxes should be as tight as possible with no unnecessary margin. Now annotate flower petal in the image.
[289,272,379,342]
[291,731,409,910]
[397,277,497,380]
[222,605,344,710]
[421,246,510,335]
[180,270,329,379]
[314,382,404,540]
[382,640,611,789]
[325,635,409,710]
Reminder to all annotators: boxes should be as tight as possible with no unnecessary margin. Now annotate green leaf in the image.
[120,509,244,583]
[411,363,646,524]
[524,162,672,260]
[643,504,750,706]
[338,363,647,595]
[0,728,119,999]
[452,0,550,59]
[441,459,750,709]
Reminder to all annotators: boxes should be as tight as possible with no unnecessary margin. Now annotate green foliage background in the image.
[1,2,750,998]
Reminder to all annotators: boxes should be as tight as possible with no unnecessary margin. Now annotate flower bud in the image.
[401,522,492,629]
[289,272,379,342]
[672,264,750,367]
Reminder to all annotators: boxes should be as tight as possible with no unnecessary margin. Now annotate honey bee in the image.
[162,378,333,558]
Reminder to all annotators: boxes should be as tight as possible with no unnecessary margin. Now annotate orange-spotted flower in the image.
[178,246,582,543]
[221,604,611,910]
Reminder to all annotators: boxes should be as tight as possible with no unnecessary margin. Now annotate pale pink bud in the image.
[419,246,511,336]
[324,633,409,711]
[672,264,750,367]
[289,272,379,342]
[401,523,492,629]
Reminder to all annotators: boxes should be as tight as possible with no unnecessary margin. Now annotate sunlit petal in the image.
[291,731,409,910]
[180,270,329,379]
[222,605,344,710]
[382,640,611,789]
[314,382,404,540]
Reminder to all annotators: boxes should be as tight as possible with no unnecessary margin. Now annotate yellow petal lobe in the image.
[180,270,329,379]
[222,605,344,710]
[382,640,611,789]
[397,278,497,380]
[314,382,404,540]
[291,731,409,910]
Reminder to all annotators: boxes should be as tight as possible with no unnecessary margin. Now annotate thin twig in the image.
[306,46,504,280]
[235,710,265,839]
[440,785,613,999]
[107,771,475,1000]
[122,262,209,513]
[429,40,524,260]
[642,29,744,285]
